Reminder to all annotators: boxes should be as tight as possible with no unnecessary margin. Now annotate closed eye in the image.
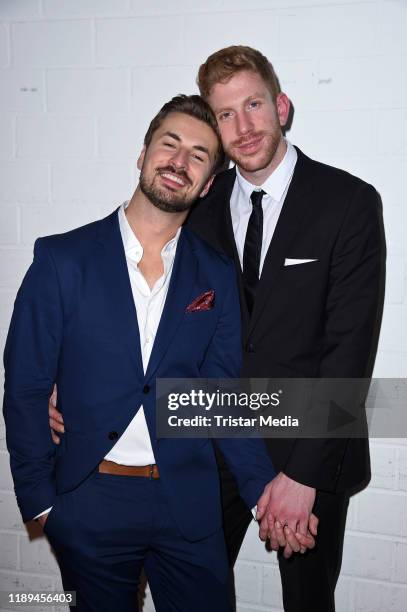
[218,111,233,121]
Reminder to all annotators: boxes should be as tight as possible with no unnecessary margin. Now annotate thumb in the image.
[256,486,271,520]
[256,499,266,521]
[309,513,319,536]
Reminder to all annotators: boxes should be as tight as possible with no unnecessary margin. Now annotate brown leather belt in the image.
[98,460,160,479]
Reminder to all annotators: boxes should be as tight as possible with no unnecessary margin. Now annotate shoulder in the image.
[187,167,236,249]
[297,147,379,203]
[35,210,117,258]
[211,166,236,191]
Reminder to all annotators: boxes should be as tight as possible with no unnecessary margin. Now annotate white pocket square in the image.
[284,258,318,266]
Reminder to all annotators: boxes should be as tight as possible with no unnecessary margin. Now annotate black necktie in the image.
[243,190,265,314]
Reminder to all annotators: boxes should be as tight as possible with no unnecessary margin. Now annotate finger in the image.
[51,431,60,445]
[274,521,287,547]
[259,517,269,541]
[309,513,319,536]
[298,515,308,536]
[256,493,268,521]
[49,417,64,433]
[256,507,265,521]
[283,526,301,553]
[49,405,64,424]
[269,541,279,551]
[283,541,294,559]
[49,418,64,432]
[268,524,280,550]
[295,530,315,550]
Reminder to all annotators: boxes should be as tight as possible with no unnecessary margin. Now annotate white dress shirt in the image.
[105,202,181,465]
[36,202,180,519]
[230,140,297,276]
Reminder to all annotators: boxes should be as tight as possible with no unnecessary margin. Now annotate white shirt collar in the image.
[235,140,297,203]
[118,201,181,265]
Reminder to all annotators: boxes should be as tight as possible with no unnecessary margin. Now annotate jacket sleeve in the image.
[284,182,384,491]
[199,260,275,508]
[3,238,63,521]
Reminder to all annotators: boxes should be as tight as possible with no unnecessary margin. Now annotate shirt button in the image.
[108,431,118,440]
[143,384,150,394]
[145,338,150,344]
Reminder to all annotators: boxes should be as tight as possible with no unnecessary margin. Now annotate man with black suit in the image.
[186,46,383,612]
[3,94,314,612]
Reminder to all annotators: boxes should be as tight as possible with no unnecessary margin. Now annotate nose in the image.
[170,147,188,170]
[235,111,253,136]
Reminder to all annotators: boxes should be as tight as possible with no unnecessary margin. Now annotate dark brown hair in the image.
[197,45,280,101]
[143,94,225,173]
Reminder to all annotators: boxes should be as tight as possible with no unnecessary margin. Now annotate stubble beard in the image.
[139,167,195,214]
[227,130,282,174]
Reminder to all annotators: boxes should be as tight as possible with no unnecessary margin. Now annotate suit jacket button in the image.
[143,384,150,394]
[108,431,118,440]
[247,342,255,353]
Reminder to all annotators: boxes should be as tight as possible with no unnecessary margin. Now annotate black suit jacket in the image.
[187,147,384,493]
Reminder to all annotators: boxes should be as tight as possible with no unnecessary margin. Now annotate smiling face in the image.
[137,112,219,213]
[207,70,290,183]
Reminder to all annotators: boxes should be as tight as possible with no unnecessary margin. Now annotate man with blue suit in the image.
[2,95,290,611]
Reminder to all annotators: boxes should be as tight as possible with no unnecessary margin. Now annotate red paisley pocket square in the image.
[186,290,215,313]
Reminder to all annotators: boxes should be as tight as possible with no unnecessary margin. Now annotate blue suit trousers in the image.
[44,471,232,612]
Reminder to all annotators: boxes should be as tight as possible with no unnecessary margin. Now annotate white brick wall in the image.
[95,16,185,66]
[11,21,93,67]
[16,114,95,158]
[0,68,44,113]
[0,1,406,611]
[0,161,49,203]
[46,68,131,112]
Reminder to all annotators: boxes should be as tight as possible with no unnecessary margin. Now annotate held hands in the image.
[257,472,318,558]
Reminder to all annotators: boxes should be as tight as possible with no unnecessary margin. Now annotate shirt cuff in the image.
[34,507,52,520]
[251,505,257,521]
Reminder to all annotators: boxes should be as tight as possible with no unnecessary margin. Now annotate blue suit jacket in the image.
[3,209,275,541]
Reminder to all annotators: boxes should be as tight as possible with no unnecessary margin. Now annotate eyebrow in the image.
[164,131,181,142]
[163,131,210,157]
[215,92,267,113]
[247,91,267,100]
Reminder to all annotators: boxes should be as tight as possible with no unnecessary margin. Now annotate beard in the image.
[139,165,196,214]
[226,129,282,174]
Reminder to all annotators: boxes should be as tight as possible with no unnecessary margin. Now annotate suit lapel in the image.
[96,209,144,380]
[145,229,198,382]
[247,149,315,337]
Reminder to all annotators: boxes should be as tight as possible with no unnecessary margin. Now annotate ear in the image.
[276,93,291,128]
[137,145,146,171]
[199,175,215,199]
